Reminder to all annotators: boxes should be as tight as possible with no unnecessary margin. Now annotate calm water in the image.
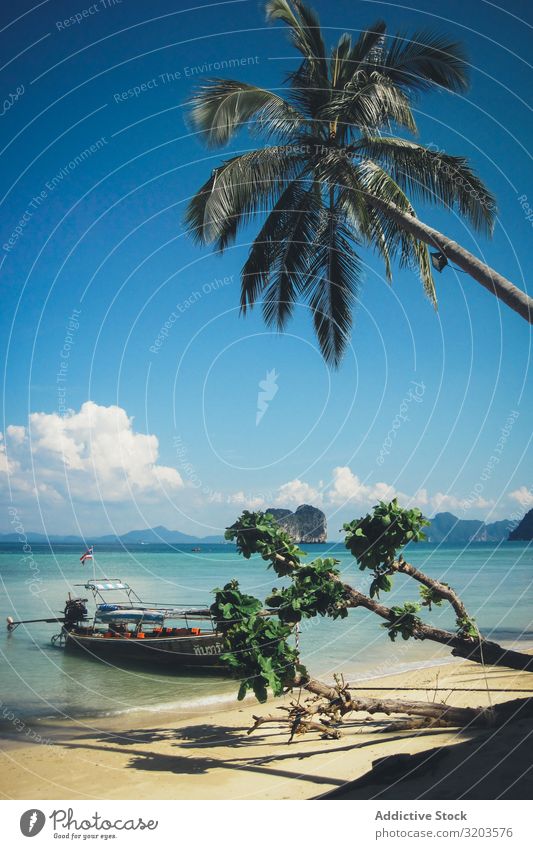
[0,542,531,722]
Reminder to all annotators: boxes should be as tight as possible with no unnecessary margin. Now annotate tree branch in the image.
[392,556,470,621]
[269,545,533,672]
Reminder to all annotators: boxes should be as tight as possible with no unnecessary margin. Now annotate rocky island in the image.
[508,508,533,541]
[265,504,327,543]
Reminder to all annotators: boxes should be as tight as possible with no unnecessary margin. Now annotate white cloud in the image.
[328,466,397,506]
[6,425,26,445]
[1,401,183,504]
[508,486,533,509]
[226,491,266,510]
[328,467,366,504]
[0,436,7,475]
[430,492,495,513]
[270,468,499,519]
[413,487,429,506]
[273,478,322,506]
[0,432,22,477]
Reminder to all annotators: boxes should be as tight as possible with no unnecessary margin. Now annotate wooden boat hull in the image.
[64,630,226,670]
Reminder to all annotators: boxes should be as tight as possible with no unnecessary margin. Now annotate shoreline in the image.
[3,639,531,731]
[1,653,532,800]
[0,653,462,730]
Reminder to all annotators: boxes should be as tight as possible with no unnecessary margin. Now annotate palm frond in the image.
[262,183,324,328]
[356,136,496,233]
[330,33,352,89]
[377,30,469,92]
[266,0,328,81]
[241,179,314,311]
[304,212,363,365]
[184,147,305,248]
[241,179,324,329]
[286,60,331,119]
[186,79,305,147]
[328,21,389,93]
[315,154,392,282]
[348,20,387,67]
[351,202,393,281]
[323,72,417,135]
[343,159,437,304]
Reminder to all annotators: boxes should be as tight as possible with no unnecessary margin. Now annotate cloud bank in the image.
[2,401,183,505]
[1,402,527,533]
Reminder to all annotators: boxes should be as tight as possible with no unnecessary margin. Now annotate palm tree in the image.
[185,0,532,366]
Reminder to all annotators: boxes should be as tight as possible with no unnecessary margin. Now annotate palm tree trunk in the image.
[369,196,533,322]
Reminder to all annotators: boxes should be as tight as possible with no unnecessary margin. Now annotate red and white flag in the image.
[80,546,93,564]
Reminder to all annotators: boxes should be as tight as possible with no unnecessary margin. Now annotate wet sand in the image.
[1,656,531,800]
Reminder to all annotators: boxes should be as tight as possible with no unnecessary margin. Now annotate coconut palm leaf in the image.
[183,2,529,364]
[347,20,387,67]
[330,33,353,91]
[266,0,328,81]
[261,183,325,328]
[341,193,393,282]
[187,79,305,147]
[356,160,436,302]
[241,179,319,313]
[285,60,331,120]
[184,147,306,248]
[377,30,469,92]
[328,22,388,95]
[326,153,435,302]
[305,212,363,365]
[322,72,417,135]
[356,136,496,233]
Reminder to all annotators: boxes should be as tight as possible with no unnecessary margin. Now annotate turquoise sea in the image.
[0,541,531,723]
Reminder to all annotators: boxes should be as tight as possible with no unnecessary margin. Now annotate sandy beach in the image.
[1,655,531,801]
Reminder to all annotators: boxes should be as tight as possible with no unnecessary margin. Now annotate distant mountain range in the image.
[0,510,529,546]
[0,525,225,545]
[424,512,517,544]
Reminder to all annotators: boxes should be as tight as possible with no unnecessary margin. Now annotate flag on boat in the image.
[80,546,93,563]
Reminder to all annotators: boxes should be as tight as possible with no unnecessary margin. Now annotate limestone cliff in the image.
[266,504,327,543]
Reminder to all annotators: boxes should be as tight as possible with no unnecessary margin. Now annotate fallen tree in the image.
[211,502,532,739]
[249,677,533,740]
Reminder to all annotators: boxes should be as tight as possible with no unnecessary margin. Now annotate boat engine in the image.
[63,597,88,630]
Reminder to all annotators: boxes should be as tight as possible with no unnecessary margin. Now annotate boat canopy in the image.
[96,607,165,624]
[85,580,130,591]
[74,577,213,623]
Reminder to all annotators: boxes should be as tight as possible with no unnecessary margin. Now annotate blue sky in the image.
[1,0,532,538]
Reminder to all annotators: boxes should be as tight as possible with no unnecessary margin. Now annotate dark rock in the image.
[508,508,533,541]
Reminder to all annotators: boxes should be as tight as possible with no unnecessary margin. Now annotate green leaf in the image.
[254,680,269,703]
[380,574,392,592]
[345,500,429,568]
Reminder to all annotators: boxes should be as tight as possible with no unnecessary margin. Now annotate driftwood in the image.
[248,675,533,742]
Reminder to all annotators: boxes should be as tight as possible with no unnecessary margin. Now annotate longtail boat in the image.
[7,577,226,671]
